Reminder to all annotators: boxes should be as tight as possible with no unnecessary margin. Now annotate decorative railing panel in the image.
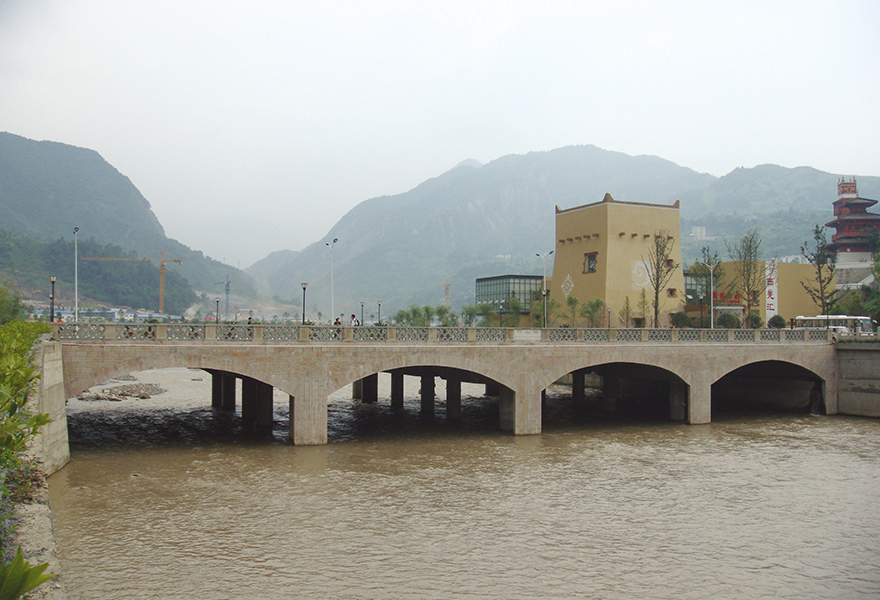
[59,323,104,340]
[809,329,830,342]
[353,327,387,342]
[706,329,729,342]
[264,324,299,342]
[167,325,205,341]
[582,329,610,342]
[52,323,837,344]
[733,330,756,342]
[548,328,577,342]
[436,327,467,342]
[648,329,672,342]
[677,329,702,342]
[616,329,643,342]
[309,327,342,342]
[760,329,781,342]
[217,325,253,342]
[116,324,157,340]
[476,328,505,342]
[396,327,429,342]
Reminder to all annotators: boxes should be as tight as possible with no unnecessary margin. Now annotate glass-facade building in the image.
[475,275,543,314]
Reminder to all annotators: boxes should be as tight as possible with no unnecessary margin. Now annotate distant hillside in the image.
[0,132,256,300]
[247,145,716,314]
[247,146,880,316]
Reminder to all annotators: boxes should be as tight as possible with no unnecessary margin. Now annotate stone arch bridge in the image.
[35,323,838,472]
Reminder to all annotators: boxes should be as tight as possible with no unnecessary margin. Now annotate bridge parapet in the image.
[51,323,836,344]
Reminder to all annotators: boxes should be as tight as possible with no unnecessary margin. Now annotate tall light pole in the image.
[215,298,220,324]
[49,276,56,322]
[377,301,382,325]
[326,238,338,322]
[536,250,554,328]
[699,260,717,329]
[301,282,308,324]
[73,227,79,323]
[360,301,364,326]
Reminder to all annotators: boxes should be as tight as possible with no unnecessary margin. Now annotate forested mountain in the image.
[0,231,196,314]
[248,147,880,315]
[0,132,256,302]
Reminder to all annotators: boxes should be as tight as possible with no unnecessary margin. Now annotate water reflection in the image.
[50,369,880,599]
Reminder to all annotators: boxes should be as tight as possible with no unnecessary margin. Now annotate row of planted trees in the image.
[0,312,54,598]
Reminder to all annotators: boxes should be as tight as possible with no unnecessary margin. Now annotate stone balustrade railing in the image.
[49,323,837,344]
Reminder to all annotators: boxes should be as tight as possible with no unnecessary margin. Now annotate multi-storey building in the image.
[547,193,684,327]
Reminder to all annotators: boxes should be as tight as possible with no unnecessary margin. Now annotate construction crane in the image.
[437,278,451,308]
[82,251,182,314]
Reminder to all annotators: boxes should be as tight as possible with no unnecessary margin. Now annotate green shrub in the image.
[670,312,694,328]
[745,313,764,329]
[716,313,742,329]
[0,547,52,600]
[767,315,787,329]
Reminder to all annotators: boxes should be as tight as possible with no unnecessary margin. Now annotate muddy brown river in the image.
[49,369,880,599]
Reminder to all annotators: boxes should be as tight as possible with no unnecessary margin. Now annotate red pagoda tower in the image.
[826,177,880,263]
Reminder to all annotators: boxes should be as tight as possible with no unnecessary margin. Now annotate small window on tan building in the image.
[583,252,598,273]
[667,288,678,298]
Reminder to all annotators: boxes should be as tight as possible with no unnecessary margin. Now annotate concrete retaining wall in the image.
[33,340,70,475]
[836,343,880,418]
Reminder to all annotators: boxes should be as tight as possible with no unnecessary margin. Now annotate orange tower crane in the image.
[82,251,183,314]
[436,278,451,308]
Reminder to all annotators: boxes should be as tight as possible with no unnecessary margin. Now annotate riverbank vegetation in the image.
[0,321,53,598]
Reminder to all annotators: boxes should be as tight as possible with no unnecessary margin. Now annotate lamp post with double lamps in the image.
[536,250,554,327]
[326,238,338,322]
[301,283,308,324]
[699,260,718,329]
[49,276,56,322]
[73,227,79,323]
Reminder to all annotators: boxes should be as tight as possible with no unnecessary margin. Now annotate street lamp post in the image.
[377,301,382,325]
[73,227,79,323]
[360,302,364,326]
[49,276,56,322]
[301,283,308,324]
[215,299,220,324]
[536,250,554,328]
[326,238,338,322]
[699,260,717,329]
[608,308,612,328]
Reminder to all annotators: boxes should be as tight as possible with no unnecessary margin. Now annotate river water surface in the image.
[49,369,880,599]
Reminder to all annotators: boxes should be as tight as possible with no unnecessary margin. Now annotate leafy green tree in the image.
[800,225,842,316]
[434,305,458,327]
[476,302,499,327]
[642,230,679,327]
[637,289,650,326]
[717,312,742,329]
[502,294,522,327]
[767,314,787,329]
[566,295,580,327]
[726,229,765,325]
[578,298,605,327]
[0,286,25,326]
[618,295,633,328]
[460,304,479,327]
[670,311,693,328]
[745,313,764,329]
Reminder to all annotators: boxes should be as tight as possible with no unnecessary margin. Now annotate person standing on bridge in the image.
[350,314,360,326]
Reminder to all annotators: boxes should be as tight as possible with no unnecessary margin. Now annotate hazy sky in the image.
[2,1,878,267]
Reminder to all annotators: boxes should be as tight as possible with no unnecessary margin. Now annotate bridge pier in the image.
[572,369,586,406]
[687,372,711,424]
[446,378,461,420]
[211,371,222,408]
[242,378,274,428]
[220,373,236,412]
[361,374,378,404]
[499,378,542,435]
[420,375,435,416]
[670,378,687,421]
[391,371,404,410]
[289,378,328,445]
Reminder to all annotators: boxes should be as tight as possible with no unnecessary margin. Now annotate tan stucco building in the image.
[708,260,831,325]
[548,194,684,327]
